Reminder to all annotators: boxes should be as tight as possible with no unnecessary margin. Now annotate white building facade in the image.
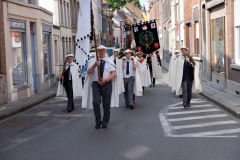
[2,0,55,102]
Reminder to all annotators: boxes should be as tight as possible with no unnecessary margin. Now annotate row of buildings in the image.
[149,0,240,97]
[0,0,116,104]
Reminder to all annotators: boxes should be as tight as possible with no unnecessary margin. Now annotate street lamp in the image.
[103,8,113,46]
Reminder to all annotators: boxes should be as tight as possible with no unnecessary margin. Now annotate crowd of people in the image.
[57,45,202,129]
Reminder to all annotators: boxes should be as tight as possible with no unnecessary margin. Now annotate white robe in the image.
[122,56,143,96]
[109,55,125,94]
[175,56,202,96]
[168,54,181,92]
[82,53,119,109]
[151,55,163,80]
[135,57,151,87]
[57,62,83,98]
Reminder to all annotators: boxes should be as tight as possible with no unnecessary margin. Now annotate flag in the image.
[132,20,160,54]
[75,0,91,70]
[142,5,148,23]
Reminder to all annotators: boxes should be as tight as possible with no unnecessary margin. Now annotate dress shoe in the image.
[67,105,72,113]
[72,103,75,111]
[129,105,134,109]
[102,124,107,129]
[186,103,191,108]
[183,103,187,108]
[95,124,101,129]
[95,121,102,129]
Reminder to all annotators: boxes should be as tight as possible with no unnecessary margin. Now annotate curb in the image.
[200,92,240,118]
[0,92,56,121]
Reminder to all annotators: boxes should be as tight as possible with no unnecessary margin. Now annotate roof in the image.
[116,10,128,21]
[113,14,124,22]
[124,2,142,19]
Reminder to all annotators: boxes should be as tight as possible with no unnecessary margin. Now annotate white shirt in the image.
[92,60,116,81]
[123,59,135,78]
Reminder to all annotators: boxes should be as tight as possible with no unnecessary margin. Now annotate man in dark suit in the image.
[181,47,195,108]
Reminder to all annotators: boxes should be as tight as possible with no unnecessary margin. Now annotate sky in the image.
[139,0,149,9]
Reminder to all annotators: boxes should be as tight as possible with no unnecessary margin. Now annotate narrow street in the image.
[1,72,240,160]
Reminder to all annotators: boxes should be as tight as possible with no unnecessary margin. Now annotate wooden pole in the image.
[91,0,101,80]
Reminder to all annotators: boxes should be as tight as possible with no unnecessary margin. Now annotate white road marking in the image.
[170,104,213,110]
[190,101,207,103]
[166,109,220,116]
[168,114,228,122]
[177,128,240,137]
[159,99,240,137]
[172,120,238,130]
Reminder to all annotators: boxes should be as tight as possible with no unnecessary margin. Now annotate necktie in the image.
[100,60,105,78]
[126,61,129,75]
[114,58,116,65]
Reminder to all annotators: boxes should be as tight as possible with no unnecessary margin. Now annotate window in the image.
[195,22,199,56]
[28,0,36,5]
[211,17,225,74]
[235,26,240,65]
[12,31,28,85]
[43,33,52,75]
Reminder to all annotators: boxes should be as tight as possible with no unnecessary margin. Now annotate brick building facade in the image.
[0,0,8,104]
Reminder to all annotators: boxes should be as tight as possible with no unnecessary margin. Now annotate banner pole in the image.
[91,0,100,81]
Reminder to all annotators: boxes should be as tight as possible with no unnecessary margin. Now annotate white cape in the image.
[168,54,178,92]
[109,55,125,94]
[151,55,163,80]
[175,56,202,96]
[135,57,151,87]
[57,62,83,98]
[82,53,119,109]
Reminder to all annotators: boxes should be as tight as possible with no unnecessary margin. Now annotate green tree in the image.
[105,0,142,11]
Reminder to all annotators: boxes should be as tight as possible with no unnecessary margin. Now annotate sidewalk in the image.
[0,83,57,121]
[161,59,240,118]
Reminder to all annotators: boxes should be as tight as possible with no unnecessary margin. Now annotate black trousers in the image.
[92,81,112,125]
[182,77,193,104]
[64,80,74,108]
[149,66,155,85]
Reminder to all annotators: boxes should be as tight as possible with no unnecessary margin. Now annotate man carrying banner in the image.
[57,53,82,112]
[83,45,117,129]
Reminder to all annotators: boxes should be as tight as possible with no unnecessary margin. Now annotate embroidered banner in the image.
[132,20,160,54]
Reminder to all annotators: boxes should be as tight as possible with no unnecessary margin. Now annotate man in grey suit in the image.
[122,49,136,109]
[87,45,117,129]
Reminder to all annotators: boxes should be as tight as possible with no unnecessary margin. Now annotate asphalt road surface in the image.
[1,74,240,160]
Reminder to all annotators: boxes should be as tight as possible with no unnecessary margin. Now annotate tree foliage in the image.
[105,0,142,11]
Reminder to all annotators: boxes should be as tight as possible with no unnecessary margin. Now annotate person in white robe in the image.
[168,50,181,92]
[57,53,82,112]
[175,47,202,108]
[135,51,151,94]
[109,49,125,95]
[147,52,163,87]
[82,45,118,129]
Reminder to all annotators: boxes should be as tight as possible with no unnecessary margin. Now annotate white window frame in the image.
[235,26,240,65]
